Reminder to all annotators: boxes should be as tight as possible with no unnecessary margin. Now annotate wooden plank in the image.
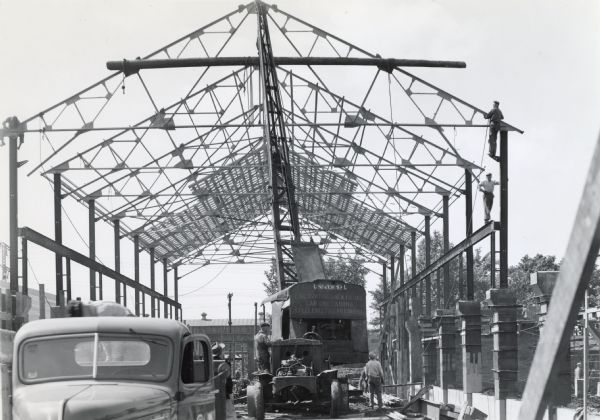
[519,134,600,420]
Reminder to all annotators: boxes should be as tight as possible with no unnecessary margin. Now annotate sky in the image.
[0,0,598,321]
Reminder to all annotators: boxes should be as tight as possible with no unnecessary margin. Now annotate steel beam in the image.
[54,173,63,305]
[499,131,508,288]
[519,135,600,419]
[465,170,474,299]
[106,57,467,74]
[18,227,179,306]
[382,221,499,306]
[88,199,96,300]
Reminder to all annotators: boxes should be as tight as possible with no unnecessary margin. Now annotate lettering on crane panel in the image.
[289,280,366,319]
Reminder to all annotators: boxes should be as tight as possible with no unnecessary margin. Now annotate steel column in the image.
[390,255,396,290]
[382,261,388,299]
[425,215,431,316]
[411,231,417,304]
[174,265,179,321]
[9,127,18,326]
[491,232,496,288]
[399,244,405,286]
[21,237,27,295]
[88,199,96,300]
[465,170,474,299]
[442,195,450,307]
[458,254,464,300]
[66,258,71,302]
[114,219,121,303]
[254,302,258,334]
[163,258,168,318]
[54,173,63,305]
[98,273,103,300]
[150,247,155,317]
[499,130,508,288]
[134,235,140,316]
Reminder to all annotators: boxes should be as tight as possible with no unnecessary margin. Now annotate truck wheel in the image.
[254,382,265,420]
[247,384,257,417]
[330,380,341,418]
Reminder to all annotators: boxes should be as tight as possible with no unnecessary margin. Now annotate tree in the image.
[262,256,368,296]
[508,254,560,305]
[368,275,385,328]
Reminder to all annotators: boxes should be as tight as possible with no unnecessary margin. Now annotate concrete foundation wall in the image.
[431,386,600,420]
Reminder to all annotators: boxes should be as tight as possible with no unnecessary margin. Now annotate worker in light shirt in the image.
[479,172,499,223]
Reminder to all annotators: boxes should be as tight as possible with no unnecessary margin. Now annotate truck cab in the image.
[12,316,221,420]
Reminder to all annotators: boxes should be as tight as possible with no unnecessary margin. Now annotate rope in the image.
[466,125,489,231]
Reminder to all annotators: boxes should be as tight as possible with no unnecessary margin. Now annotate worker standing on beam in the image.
[484,100,504,161]
[479,172,499,223]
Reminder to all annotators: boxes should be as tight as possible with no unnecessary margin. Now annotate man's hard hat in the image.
[260,322,270,327]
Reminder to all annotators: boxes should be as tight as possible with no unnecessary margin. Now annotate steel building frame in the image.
[2,0,521,318]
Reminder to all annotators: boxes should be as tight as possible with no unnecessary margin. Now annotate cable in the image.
[179,264,228,297]
[27,259,54,308]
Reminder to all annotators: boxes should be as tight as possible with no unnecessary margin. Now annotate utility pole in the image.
[228,292,234,362]
[254,302,258,334]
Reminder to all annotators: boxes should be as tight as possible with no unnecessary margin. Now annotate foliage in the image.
[508,254,560,304]
[366,231,570,325]
[262,256,368,296]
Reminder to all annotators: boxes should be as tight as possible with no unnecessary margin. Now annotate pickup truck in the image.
[12,316,225,420]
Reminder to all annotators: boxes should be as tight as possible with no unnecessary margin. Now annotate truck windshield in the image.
[20,333,172,384]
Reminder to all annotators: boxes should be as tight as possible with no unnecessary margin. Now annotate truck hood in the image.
[13,382,172,420]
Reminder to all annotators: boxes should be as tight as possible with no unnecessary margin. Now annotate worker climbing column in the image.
[530,271,571,420]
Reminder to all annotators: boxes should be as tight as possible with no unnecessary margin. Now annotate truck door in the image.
[178,334,217,420]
